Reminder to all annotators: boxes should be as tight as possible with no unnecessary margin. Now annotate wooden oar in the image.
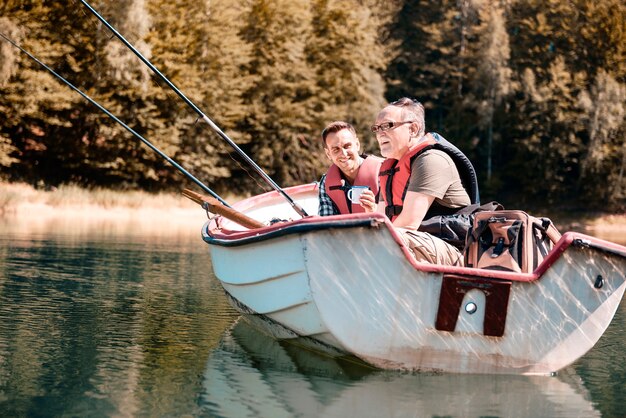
[182,189,265,229]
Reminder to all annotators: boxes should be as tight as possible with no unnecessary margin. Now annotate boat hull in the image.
[205,184,348,355]
[203,183,626,374]
[306,227,626,374]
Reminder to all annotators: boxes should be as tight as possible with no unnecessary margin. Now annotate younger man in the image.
[318,121,382,216]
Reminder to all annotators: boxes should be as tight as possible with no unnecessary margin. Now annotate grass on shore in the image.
[0,182,202,214]
[1,182,624,232]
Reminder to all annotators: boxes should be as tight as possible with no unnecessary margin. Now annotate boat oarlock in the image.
[0,31,229,208]
[78,0,309,219]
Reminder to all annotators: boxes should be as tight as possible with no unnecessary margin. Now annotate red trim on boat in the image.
[205,185,626,284]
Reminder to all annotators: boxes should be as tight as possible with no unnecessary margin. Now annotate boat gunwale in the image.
[202,184,626,284]
[205,213,626,285]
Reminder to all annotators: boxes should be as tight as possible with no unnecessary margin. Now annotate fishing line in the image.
[72,1,186,116]
[78,0,309,218]
[187,116,272,195]
[73,0,273,197]
[0,31,231,208]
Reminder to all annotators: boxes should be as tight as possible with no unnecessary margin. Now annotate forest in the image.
[0,0,624,211]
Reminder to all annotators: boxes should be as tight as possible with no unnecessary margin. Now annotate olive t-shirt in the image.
[407,149,470,208]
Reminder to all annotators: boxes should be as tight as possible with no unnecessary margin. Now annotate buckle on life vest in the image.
[379,166,400,177]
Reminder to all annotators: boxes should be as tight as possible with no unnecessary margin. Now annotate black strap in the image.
[328,185,349,191]
[492,237,506,257]
[328,181,352,213]
[385,205,403,218]
[383,161,399,219]
[379,167,399,176]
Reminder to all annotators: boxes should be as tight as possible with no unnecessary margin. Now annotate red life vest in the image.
[324,155,383,214]
[379,136,438,221]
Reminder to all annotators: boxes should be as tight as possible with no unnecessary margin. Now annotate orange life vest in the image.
[379,137,438,221]
[324,155,383,214]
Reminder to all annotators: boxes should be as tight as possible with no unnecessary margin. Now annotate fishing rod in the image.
[79,0,310,218]
[0,31,230,208]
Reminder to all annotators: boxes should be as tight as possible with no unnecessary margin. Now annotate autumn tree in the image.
[306,0,389,154]
[146,0,252,194]
[0,1,89,185]
[237,0,320,188]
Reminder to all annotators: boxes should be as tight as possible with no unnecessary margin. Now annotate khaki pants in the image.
[397,228,464,266]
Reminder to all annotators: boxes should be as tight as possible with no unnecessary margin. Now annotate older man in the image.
[360,98,478,265]
[318,121,382,216]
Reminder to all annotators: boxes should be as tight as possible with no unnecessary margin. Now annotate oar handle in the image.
[182,189,265,229]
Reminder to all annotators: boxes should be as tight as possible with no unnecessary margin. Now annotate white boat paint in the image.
[202,183,626,374]
[306,226,626,374]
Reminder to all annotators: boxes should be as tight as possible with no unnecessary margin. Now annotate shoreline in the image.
[2,182,625,237]
[0,200,209,239]
[0,183,213,238]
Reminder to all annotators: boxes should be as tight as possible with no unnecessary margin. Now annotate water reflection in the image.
[202,319,601,418]
[0,217,623,417]
[0,207,208,243]
[0,229,238,417]
[572,299,626,418]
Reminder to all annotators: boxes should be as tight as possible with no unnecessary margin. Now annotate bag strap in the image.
[471,218,492,241]
[457,201,504,217]
[532,217,561,244]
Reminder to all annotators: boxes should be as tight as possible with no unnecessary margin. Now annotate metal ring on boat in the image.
[465,302,478,314]
[594,275,604,289]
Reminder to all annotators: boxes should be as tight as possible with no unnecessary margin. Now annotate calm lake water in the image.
[0,219,624,417]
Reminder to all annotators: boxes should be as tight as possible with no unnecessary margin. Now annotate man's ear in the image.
[355,138,361,153]
[324,147,332,161]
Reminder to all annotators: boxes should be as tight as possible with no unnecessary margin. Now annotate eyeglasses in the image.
[370,120,414,133]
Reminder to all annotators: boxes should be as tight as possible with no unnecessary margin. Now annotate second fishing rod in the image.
[78,0,309,218]
[0,31,229,208]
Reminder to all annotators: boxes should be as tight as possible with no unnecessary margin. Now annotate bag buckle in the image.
[491,237,505,258]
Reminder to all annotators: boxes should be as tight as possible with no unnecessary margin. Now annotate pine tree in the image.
[83,0,169,189]
[383,0,483,187]
[0,15,21,169]
[470,1,513,188]
[505,0,623,207]
[306,0,389,155]
[238,0,319,187]
[0,1,94,185]
[574,0,625,208]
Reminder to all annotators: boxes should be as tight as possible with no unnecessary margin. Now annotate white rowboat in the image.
[201,183,626,375]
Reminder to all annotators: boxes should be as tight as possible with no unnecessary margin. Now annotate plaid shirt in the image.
[317,174,341,216]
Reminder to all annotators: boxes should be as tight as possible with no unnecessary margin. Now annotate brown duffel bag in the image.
[464,210,562,273]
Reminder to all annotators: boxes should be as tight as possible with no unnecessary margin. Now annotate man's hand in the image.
[358,189,378,213]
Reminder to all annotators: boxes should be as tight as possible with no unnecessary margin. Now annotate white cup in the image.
[347,186,369,203]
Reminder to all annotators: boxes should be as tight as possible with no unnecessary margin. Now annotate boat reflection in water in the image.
[201,319,599,418]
